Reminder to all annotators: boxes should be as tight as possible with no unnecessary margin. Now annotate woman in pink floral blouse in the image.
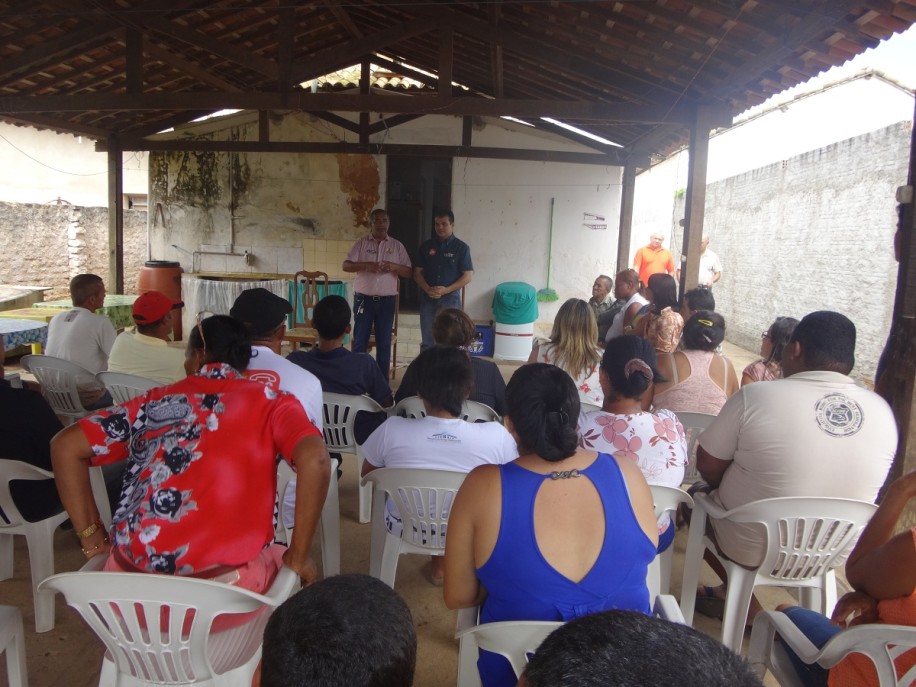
[578,335,687,552]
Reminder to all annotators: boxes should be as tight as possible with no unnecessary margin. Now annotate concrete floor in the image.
[1,340,803,687]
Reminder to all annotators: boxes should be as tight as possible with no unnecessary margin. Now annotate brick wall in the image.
[672,121,910,382]
[0,201,147,299]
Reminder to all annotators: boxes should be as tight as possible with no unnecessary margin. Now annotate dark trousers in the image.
[352,293,396,376]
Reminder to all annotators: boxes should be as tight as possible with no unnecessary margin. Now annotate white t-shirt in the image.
[46,307,117,374]
[246,345,322,430]
[605,292,649,342]
[363,415,518,533]
[107,332,185,384]
[699,370,896,566]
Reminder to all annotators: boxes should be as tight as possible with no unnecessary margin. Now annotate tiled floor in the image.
[2,340,794,687]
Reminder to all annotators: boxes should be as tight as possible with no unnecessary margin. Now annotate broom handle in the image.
[546,197,555,288]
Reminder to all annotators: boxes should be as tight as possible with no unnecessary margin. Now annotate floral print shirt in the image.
[644,307,684,353]
[78,362,320,575]
[578,408,687,530]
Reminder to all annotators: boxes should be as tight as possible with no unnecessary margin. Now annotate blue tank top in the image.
[475,454,656,686]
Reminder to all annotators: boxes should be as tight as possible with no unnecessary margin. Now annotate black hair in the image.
[683,286,715,313]
[260,574,417,687]
[647,273,679,311]
[682,311,726,351]
[432,308,476,347]
[186,315,252,371]
[136,318,167,336]
[790,311,856,374]
[312,295,351,340]
[416,346,474,417]
[434,209,455,224]
[600,335,664,400]
[764,316,799,366]
[524,610,763,687]
[505,363,579,462]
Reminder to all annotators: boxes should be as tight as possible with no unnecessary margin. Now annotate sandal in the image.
[423,561,444,587]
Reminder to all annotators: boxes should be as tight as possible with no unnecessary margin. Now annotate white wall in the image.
[0,122,148,206]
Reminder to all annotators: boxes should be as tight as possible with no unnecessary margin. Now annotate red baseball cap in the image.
[133,290,183,324]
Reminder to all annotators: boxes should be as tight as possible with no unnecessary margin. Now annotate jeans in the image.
[419,291,462,350]
[779,606,842,687]
[352,293,396,376]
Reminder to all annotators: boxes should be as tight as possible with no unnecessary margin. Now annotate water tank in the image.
[137,260,184,340]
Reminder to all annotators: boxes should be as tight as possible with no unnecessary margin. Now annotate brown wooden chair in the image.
[284,270,327,351]
[363,281,399,380]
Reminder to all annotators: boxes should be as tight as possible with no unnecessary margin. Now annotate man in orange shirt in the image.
[633,233,675,286]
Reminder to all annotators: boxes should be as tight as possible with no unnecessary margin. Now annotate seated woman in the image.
[578,335,687,553]
[444,363,658,687]
[528,298,603,406]
[774,470,916,686]
[741,315,798,385]
[395,308,506,415]
[362,346,517,585]
[51,315,330,592]
[653,312,739,415]
[634,273,683,353]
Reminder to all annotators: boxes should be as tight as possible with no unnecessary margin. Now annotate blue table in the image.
[0,318,49,353]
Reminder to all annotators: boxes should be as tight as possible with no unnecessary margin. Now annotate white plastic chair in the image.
[749,610,916,687]
[0,460,69,633]
[322,392,385,524]
[39,562,300,687]
[20,354,95,425]
[360,467,466,587]
[580,401,601,414]
[671,411,715,484]
[648,484,693,595]
[0,605,28,687]
[96,371,160,404]
[679,493,877,652]
[393,396,501,423]
[20,354,113,528]
[454,595,685,687]
[275,458,341,578]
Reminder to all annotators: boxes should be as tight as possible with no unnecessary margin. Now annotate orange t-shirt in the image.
[633,246,675,286]
[828,528,916,687]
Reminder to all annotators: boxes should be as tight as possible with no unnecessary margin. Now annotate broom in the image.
[537,196,559,302]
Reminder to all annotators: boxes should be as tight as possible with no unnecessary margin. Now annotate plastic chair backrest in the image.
[672,411,715,483]
[21,354,94,421]
[393,396,499,423]
[40,567,298,685]
[0,460,59,529]
[363,467,467,552]
[580,401,601,414]
[463,620,561,678]
[715,495,877,583]
[97,371,161,404]
[291,271,329,329]
[321,392,384,451]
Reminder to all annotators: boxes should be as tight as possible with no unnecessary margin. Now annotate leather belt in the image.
[356,293,395,301]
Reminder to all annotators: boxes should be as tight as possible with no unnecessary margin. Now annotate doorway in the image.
[386,156,452,310]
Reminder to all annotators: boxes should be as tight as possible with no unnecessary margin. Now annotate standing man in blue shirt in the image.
[414,210,474,350]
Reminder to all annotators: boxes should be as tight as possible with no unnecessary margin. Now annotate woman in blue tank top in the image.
[444,363,659,687]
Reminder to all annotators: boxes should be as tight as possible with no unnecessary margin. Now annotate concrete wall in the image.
[0,201,147,299]
[0,122,148,206]
[666,121,909,383]
[148,111,622,328]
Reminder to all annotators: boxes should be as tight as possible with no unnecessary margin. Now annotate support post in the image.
[680,105,715,295]
[107,137,124,293]
[617,159,637,274]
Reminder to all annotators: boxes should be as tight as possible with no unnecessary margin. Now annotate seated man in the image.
[694,311,897,614]
[287,295,392,408]
[107,290,185,384]
[522,610,762,687]
[588,274,624,344]
[362,346,517,585]
[256,574,416,687]
[46,273,117,407]
[0,345,64,523]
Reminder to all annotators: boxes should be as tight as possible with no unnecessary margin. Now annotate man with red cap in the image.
[107,290,185,384]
